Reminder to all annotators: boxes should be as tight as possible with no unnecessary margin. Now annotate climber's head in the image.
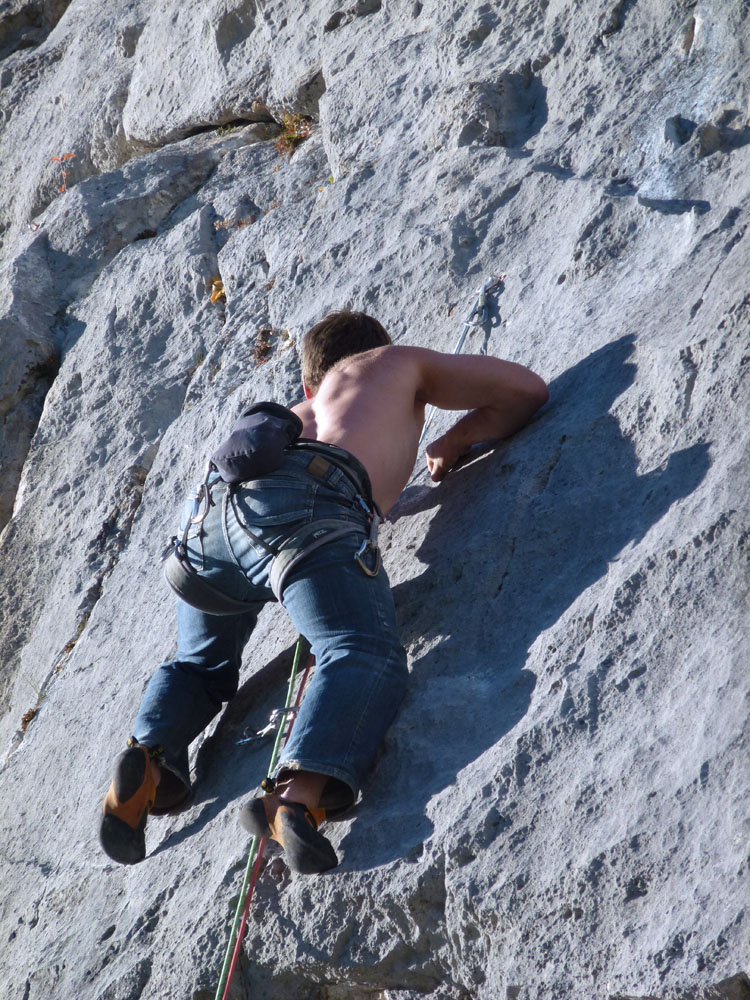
[301,311,392,397]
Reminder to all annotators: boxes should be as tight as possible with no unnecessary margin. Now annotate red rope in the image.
[220,653,315,999]
[222,837,267,994]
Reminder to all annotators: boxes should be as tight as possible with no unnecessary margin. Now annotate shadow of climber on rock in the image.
[342,334,710,870]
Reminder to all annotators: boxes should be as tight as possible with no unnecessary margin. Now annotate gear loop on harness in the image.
[162,459,218,570]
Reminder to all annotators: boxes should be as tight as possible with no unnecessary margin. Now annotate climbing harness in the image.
[418,274,506,447]
[268,515,375,599]
[215,638,315,1000]
[162,464,267,617]
[162,421,383,612]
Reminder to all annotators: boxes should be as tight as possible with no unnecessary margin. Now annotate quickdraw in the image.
[236,706,299,746]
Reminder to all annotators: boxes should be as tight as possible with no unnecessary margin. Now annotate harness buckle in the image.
[160,535,179,562]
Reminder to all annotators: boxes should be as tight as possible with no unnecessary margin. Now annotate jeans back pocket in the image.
[233,475,315,528]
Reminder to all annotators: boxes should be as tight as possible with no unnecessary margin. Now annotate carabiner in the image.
[191,461,217,526]
[355,538,381,577]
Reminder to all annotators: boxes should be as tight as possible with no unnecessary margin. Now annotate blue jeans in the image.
[133,448,408,811]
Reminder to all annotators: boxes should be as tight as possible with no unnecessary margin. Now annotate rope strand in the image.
[215,639,315,1000]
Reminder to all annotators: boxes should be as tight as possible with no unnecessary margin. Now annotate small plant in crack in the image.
[274,112,313,156]
[20,704,40,732]
[51,152,76,193]
[62,612,91,658]
[19,673,44,732]
[253,328,274,365]
[187,352,205,378]
[214,216,256,232]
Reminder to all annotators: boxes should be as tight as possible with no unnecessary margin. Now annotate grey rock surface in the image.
[0,1,748,998]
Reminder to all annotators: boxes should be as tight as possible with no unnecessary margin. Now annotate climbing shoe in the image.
[99,743,158,865]
[239,795,338,874]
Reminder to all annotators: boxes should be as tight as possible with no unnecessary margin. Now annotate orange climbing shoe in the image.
[239,794,338,874]
[99,743,158,865]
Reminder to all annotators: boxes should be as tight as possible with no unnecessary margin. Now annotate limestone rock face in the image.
[0,2,748,999]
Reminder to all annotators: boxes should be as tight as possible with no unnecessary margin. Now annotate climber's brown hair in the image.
[301,311,392,392]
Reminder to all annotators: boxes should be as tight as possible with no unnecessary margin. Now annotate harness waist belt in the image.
[292,439,373,503]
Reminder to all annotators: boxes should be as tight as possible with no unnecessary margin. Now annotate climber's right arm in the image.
[411,348,548,482]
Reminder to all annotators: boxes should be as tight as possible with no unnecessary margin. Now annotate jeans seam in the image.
[339,597,394,770]
[222,490,243,570]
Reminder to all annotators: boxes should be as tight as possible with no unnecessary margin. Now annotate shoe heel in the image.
[112,745,152,801]
[239,797,272,839]
[277,802,338,874]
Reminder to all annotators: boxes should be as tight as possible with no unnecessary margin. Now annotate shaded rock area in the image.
[0,1,748,998]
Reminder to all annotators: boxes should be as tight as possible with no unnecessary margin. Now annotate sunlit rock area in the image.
[0,1,748,998]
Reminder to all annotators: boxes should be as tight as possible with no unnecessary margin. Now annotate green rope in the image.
[214,637,307,1000]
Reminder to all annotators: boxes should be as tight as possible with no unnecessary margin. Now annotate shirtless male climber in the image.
[100,311,548,873]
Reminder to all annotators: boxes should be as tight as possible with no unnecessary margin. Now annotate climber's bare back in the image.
[292,345,549,514]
